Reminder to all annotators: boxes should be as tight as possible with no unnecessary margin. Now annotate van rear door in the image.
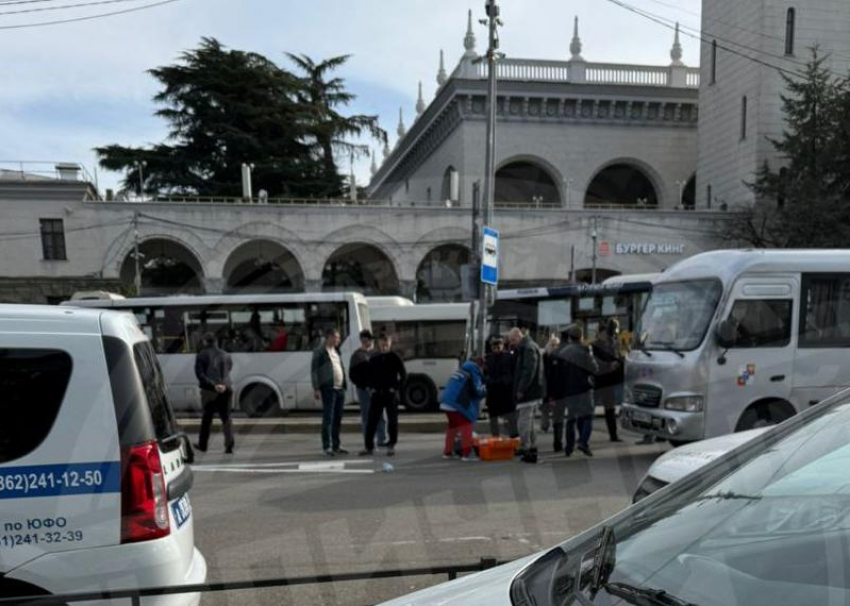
[0,332,123,574]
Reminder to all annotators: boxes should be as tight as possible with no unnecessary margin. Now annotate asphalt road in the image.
[190,423,668,606]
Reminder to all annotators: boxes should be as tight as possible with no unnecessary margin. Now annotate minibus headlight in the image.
[623,386,634,405]
[664,396,704,412]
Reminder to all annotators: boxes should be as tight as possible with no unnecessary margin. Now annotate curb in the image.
[177,419,491,435]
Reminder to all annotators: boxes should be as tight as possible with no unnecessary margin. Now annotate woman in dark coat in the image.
[484,337,517,438]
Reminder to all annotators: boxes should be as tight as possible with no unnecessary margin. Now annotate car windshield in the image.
[513,398,850,605]
[639,280,722,351]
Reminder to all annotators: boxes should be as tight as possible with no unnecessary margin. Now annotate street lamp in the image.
[134,160,147,198]
[532,195,543,208]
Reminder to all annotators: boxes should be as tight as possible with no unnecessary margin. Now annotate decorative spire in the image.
[437,49,448,86]
[397,107,406,138]
[670,22,684,66]
[416,81,426,116]
[370,149,378,176]
[463,9,477,59]
[570,16,584,61]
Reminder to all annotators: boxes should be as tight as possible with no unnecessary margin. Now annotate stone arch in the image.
[209,222,308,278]
[222,239,305,294]
[119,236,206,295]
[322,243,401,296]
[416,244,472,303]
[495,156,564,208]
[585,158,664,208]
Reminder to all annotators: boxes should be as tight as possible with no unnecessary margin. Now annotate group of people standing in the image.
[482,320,624,463]
[311,328,408,457]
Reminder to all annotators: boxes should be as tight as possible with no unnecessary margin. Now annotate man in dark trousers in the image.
[559,325,599,457]
[592,320,624,442]
[360,333,406,457]
[485,337,517,438]
[194,332,235,454]
[312,328,348,457]
[509,327,543,464]
[349,329,388,447]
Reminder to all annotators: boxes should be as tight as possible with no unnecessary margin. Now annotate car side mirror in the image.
[715,319,736,350]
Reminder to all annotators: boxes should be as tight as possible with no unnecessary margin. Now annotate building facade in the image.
[696,0,850,209]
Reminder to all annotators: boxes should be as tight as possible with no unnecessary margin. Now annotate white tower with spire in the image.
[396,107,406,139]
[437,49,447,87]
[668,22,688,87]
[458,9,478,78]
[569,16,587,83]
[416,81,426,117]
[670,22,684,66]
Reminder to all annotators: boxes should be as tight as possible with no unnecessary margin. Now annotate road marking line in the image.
[192,460,374,469]
[193,466,374,474]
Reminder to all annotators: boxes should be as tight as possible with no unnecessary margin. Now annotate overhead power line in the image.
[0,0,181,29]
[0,0,153,17]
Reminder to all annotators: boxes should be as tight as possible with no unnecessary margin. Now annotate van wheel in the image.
[240,384,280,418]
[736,400,795,432]
[402,376,436,412]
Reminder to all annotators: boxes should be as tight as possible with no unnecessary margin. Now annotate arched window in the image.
[441,167,459,204]
[711,40,718,84]
[785,8,796,56]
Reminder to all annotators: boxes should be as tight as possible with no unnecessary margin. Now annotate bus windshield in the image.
[639,280,722,351]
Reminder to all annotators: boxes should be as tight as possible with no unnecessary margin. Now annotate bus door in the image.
[793,274,850,409]
[706,277,797,436]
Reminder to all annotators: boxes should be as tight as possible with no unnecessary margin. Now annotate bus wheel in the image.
[735,400,795,432]
[240,384,280,418]
[402,376,436,412]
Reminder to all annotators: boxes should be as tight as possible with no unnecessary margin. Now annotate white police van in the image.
[0,305,206,604]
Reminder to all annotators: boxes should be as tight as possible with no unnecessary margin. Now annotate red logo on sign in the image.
[599,241,611,257]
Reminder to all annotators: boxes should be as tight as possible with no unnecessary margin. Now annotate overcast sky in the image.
[0,0,703,192]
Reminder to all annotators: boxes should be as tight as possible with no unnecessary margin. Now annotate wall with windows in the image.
[697,0,850,209]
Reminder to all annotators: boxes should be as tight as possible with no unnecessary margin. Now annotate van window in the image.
[0,349,72,463]
[728,299,792,348]
[133,341,178,442]
[800,275,850,347]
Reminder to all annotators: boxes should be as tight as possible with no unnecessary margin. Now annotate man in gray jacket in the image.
[312,328,348,456]
[558,325,599,457]
[194,332,235,454]
[509,327,543,463]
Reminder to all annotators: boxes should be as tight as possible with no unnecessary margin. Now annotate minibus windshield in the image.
[639,280,722,352]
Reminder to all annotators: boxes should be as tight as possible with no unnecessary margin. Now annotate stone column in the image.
[304,279,324,293]
[399,279,418,301]
[202,277,225,294]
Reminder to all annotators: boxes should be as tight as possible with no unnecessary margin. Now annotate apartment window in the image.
[741,96,748,140]
[711,40,718,84]
[706,184,713,209]
[40,219,67,261]
[785,8,796,55]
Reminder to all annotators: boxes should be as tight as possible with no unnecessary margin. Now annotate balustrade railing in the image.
[471,58,699,88]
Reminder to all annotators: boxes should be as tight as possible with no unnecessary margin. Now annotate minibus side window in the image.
[0,349,72,463]
[800,275,850,348]
[727,299,792,348]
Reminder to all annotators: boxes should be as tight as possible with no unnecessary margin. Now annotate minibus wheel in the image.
[402,375,437,412]
[736,399,795,432]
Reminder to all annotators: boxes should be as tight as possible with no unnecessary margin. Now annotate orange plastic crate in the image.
[475,437,521,461]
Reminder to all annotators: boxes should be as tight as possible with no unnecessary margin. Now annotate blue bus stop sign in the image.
[481,227,500,286]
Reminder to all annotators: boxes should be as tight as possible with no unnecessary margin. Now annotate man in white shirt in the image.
[311,328,348,456]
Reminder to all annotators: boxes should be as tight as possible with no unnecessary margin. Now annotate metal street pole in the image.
[133,212,142,295]
[591,215,598,285]
[477,0,500,358]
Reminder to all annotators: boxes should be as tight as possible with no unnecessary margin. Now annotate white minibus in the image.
[622,249,850,444]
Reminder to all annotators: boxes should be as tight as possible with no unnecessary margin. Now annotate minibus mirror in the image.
[716,319,736,350]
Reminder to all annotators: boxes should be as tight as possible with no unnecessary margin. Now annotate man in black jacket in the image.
[485,337,516,438]
[360,333,407,457]
[509,327,543,463]
[194,332,235,454]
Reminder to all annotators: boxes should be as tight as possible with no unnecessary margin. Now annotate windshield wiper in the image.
[604,582,700,606]
[649,342,685,359]
[587,527,699,606]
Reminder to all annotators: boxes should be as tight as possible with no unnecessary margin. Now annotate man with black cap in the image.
[194,332,235,454]
[557,324,598,457]
[349,329,387,446]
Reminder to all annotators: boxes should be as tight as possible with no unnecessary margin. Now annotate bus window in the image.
[728,299,792,348]
[801,275,850,347]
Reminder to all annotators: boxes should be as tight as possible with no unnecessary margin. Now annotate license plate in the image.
[171,494,192,529]
[632,410,652,425]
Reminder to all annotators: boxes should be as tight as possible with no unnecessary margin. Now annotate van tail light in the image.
[121,441,170,544]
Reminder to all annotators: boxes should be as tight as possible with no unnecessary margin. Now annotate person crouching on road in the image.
[194,332,235,454]
[485,337,517,438]
[441,358,487,461]
[312,328,348,457]
[559,325,599,457]
[360,333,406,457]
[349,330,388,448]
[509,327,543,464]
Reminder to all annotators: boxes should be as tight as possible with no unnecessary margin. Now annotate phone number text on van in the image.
[0,462,120,499]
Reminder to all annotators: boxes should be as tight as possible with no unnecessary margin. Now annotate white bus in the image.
[621,249,850,444]
[368,298,471,411]
[66,292,370,416]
